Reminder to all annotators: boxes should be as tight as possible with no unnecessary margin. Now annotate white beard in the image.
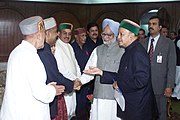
[103,37,117,45]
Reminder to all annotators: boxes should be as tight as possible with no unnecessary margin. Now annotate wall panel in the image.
[0,1,179,61]
[0,8,24,61]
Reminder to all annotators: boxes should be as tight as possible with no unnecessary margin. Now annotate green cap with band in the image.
[120,19,140,36]
[59,23,73,31]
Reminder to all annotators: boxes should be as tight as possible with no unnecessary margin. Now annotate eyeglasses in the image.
[101,33,114,37]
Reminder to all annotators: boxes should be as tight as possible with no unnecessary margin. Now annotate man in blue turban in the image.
[79,18,124,120]
[84,19,157,120]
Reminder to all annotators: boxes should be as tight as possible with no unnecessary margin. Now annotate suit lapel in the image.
[153,35,163,62]
[142,38,149,51]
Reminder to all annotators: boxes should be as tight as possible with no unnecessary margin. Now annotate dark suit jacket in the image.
[86,36,103,55]
[140,35,176,94]
[71,41,92,111]
[100,41,157,120]
[38,42,74,118]
[174,37,180,66]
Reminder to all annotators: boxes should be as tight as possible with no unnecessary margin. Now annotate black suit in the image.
[38,42,74,118]
[100,41,157,120]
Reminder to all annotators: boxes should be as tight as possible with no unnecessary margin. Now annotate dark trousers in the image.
[75,108,90,120]
[155,94,167,120]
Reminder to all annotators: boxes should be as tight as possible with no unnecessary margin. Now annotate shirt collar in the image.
[149,34,160,42]
[125,40,138,51]
[22,40,37,53]
[57,37,69,46]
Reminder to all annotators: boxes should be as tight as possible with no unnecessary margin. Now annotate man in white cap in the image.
[0,16,65,120]
[84,19,157,120]
[37,17,82,120]
[54,23,81,119]
[79,18,124,120]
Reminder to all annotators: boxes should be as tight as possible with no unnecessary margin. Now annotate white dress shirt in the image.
[147,34,160,52]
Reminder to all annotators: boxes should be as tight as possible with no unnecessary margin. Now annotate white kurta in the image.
[54,38,81,119]
[0,41,56,120]
[80,48,121,120]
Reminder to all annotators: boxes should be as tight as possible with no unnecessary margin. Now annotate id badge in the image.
[157,55,162,63]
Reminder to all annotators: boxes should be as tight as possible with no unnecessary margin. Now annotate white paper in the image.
[114,90,125,111]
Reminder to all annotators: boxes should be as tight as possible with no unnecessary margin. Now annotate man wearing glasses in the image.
[79,18,124,120]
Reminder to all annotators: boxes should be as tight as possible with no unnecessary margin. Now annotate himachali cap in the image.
[74,28,86,35]
[43,17,57,30]
[58,23,73,31]
[19,16,44,35]
[102,18,120,37]
[120,19,140,36]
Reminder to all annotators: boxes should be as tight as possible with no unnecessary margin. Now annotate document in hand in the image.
[114,89,125,111]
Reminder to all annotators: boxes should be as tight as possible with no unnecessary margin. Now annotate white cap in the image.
[19,16,43,35]
[43,17,57,30]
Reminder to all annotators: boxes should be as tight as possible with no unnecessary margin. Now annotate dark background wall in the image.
[0,1,180,61]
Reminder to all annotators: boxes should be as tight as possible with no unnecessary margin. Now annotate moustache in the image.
[93,33,98,36]
[149,28,154,30]
[64,37,69,39]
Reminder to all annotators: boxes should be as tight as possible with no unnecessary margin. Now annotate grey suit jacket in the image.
[140,35,176,95]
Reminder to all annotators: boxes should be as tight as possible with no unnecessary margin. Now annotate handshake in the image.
[48,78,82,96]
[73,78,82,91]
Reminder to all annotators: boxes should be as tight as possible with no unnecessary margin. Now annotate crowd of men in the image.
[0,15,179,120]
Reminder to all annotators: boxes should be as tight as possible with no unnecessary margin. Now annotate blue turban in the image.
[102,18,120,37]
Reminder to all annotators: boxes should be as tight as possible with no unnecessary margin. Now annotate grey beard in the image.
[103,37,117,45]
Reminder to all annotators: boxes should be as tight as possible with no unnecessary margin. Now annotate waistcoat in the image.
[93,41,124,99]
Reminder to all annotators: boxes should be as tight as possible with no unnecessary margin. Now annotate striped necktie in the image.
[148,38,154,62]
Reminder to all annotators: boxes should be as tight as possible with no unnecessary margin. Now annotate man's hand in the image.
[48,82,65,95]
[113,81,119,91]
[73,79,82,90]
[164,88,172,97]
[83,66,103,76]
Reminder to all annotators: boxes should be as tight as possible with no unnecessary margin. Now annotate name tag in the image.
[157,55,162,63]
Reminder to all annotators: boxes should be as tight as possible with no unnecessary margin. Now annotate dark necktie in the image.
[148,39,154,62]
